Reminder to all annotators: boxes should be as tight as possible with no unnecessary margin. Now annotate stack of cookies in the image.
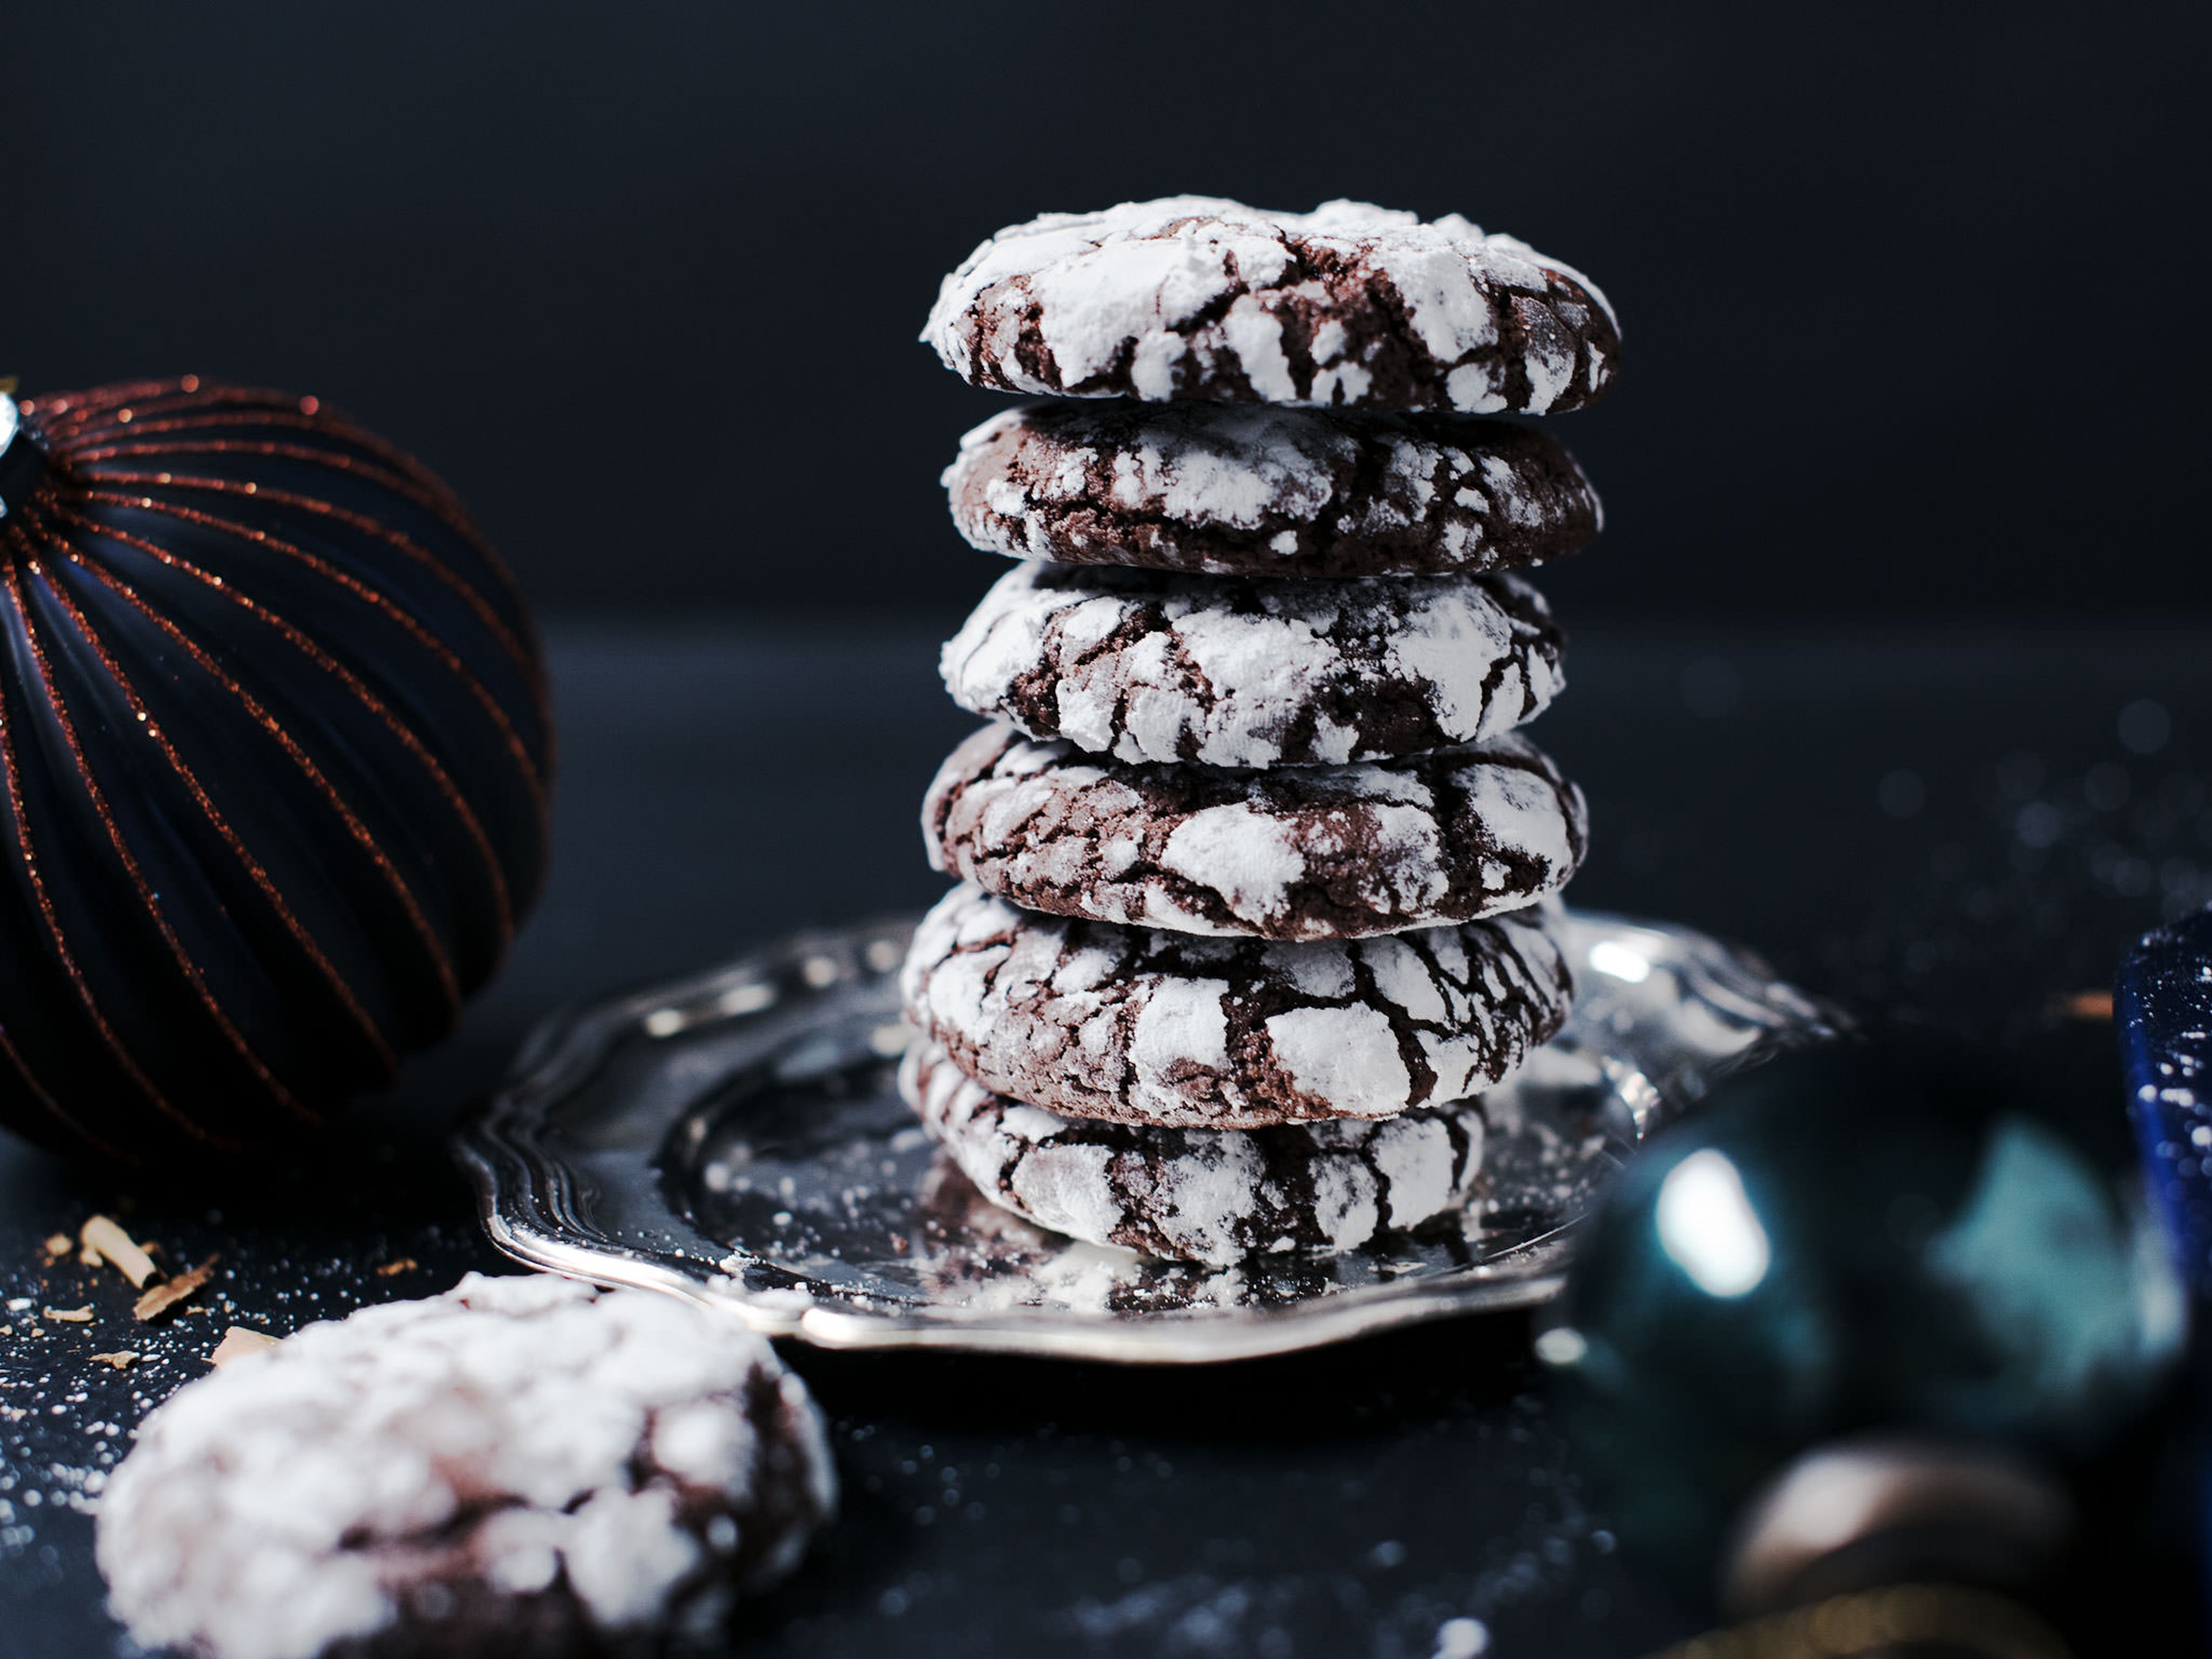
[899,198,1619,1267]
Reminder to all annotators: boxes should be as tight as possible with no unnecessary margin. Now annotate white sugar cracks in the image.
[907,195,1619,1264]
[97,1275,835,1659]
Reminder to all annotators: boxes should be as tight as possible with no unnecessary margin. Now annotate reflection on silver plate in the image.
[459,912,1837,1363]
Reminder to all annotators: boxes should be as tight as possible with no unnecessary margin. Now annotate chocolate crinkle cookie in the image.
[921,196,1618,415]
[96,1274,836,1659]
[902,1041,1487,1266]
[940,561,1563,768]
[901,884,1573,1128]
[944,402,1601,579]
[923,723,1588,940]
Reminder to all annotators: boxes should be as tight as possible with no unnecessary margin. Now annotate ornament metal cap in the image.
[1719,1435,2074,1619]
[0,391,42,520]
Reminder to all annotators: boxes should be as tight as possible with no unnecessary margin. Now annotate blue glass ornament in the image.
[2118,906,2212,1296]
[0,379,550,1161]
[1548,1036,2185,1582]
[2116,906,2212,1648]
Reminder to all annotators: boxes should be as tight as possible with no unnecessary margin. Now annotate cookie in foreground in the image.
[922,196,1617,414]
[941,562,1563,768]
[924,723,1588,940]
[945,402,1601,578]
[900,884,1573,1129]
[97,1274,835,1659]
[902,1040,1487,1266]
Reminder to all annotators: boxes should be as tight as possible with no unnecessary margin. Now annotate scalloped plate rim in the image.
[456,909,1830,1365]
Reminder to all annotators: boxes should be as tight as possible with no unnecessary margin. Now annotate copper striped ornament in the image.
[0,377,551,1160]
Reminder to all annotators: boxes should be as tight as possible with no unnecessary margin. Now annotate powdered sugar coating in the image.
[902,1041,1486,1266]
[96,1274,836,1659]
[900,884,1573,1128]
[922,196,1618,415]
[941,563,1563,768]
[924,722,1587,940]
[945,402,1601,578]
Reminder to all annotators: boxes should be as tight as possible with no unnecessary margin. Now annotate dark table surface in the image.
[5,620,2207,1659]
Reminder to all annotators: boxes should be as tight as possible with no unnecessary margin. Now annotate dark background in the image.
[2,2,2203,627]
[4,12,2210,1654]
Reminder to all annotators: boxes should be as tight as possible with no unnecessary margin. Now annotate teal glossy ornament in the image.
[1547,1035,2185,1584]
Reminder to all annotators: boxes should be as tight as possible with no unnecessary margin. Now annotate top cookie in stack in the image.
[900,198,1614,1267]
[921,196,1616,415]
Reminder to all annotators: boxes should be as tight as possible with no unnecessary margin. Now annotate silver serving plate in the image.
[458,911,1836,1364]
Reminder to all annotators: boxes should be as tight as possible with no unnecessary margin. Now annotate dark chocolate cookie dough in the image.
[903,1040,1487,1266]
[900,884,1573,1129]
[97,1275,836,1659]
[925,723,1587,940]
[922,196,1618,415]
[945,402,1600,578]
[940,562,1563,768]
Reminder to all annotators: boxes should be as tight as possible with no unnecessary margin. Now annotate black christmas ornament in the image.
[0,377,551,1161]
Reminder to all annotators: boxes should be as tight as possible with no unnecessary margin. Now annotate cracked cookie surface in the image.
[922,196,1618,415]
[925,723,1586,940]
[902,1040,1486,1266]
[97,1274,836,1659]
[945,402,1601,578]
[941,562,1563,768]
[900,884,1572,1128]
